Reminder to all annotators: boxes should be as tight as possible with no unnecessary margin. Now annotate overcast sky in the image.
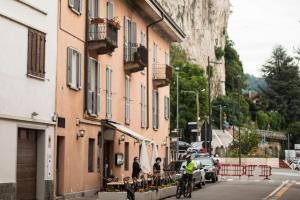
[228,0,300,77]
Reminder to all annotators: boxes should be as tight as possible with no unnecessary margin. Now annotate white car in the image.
[292,159,300,171]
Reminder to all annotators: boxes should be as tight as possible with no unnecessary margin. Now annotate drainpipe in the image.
[146,13,164,129]
[84,0,89,113]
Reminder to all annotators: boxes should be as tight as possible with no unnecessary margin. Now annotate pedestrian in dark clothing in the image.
[132,157,141,179]
[153,157,162,191]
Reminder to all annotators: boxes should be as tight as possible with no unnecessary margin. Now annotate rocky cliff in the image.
[157,0,230,96]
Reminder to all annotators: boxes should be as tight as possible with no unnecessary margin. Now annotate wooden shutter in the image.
[130,21,137,60]
[124,17,130,62]
[106,67,112,118]
[109,69,112,118]
[157,92,159,128]
[94,0,99,17]
[76,52,81,88]
[96,62,101,114]
[164,96,167,119]
[125,76,130,124]
[107,2,113,20]
[68,0,74,7]
[67,48,73,86]
[87,58,93,114]
[152,90,156,129]
[79,0,83,13]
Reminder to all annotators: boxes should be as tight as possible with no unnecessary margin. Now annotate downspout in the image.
[146,13,164,129]
[84,0,89,114]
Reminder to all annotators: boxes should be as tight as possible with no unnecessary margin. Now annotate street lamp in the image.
[182,89,206,141]
[207,56,222,155]
[175,66,180,160]
[237,75,242,165]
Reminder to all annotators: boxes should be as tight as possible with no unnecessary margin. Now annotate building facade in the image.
[0,0,58,199]
[56,0,184,198]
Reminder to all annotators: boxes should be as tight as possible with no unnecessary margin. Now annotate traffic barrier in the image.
[245,165,256,177]
[219,164,272,179]
[258,165,272,180]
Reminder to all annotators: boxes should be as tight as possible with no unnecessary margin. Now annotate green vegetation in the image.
[214,46,224,60]
[287,121,300,145]
[170,45,208,141]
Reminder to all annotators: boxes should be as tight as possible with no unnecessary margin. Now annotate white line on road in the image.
[272,172,300,177]
[263,180,289,200]
[213,131,223,146]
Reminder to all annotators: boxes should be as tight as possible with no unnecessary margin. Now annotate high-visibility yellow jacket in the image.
[185,160,195,175]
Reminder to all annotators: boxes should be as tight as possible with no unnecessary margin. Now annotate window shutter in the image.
[67,48,73,86]
[107,2,113,20]
[157,92,159,129]
[97,62,101,114]
[152,90,156,129]
[76,52,81,88]
[106,66,112,118]
[94,0,99,17]
[79,0,83,13]
[164,96,167,119]
[109,68,112,118]
[124,17,129,62]
[69,0,74,7]
[130,21,137,56]
[87,58,93,114]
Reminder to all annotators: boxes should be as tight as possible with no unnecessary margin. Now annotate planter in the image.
[98,191,127,200]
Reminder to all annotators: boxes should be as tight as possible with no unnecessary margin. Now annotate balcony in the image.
[124,43,148,73]
[152,64,172,88]
[88,18,119,55]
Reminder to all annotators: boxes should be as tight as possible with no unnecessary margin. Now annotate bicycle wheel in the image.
[176,184,182,199]
[184,182,191,198]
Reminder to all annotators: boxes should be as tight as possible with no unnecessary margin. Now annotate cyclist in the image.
[184,154,195,198]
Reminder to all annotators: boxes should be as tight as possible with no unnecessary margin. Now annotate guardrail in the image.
[219,164,272,179]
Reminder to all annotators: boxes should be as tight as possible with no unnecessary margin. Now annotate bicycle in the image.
[176,171,191,199]
[123,177,135,200]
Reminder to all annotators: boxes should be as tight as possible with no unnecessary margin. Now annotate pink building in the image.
[55,0,184,198]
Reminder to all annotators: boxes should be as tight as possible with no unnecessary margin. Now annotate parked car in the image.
[291,159,300,170]
[187,141,204,153]
[195,157,218,182]
[166,160,205,188]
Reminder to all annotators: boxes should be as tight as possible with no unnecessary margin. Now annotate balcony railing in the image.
[124,43,148,73]
[88,18,119,54]
[152,63,172,88]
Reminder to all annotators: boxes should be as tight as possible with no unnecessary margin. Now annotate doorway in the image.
[56,136,65,196]
[103,141,112,177]
[17,129,37,200]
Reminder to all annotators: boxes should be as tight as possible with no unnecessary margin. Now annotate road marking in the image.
[270,181,294,200]
[263,180,289,200]
[213,131,223,146]
[227,179,233,181]
[272,172,300,177]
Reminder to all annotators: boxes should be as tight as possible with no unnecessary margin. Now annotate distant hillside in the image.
[245,74,268,93]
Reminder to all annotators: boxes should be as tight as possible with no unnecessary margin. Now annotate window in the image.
[87,58,100,116]
[88,138,95,172]
[107,1,114,20]
[68,0,82,14]
[106,66,112,118]
[27,28,46,79]
[125,76,130,124]
[165,51,169,65]
[124,17,137,62]
[124,142,129,171]
[141,84,146,128]
[67,48,81,89]
[153,90,159,129]
[88,0,99,18]
[164,96,170,119]
[141,31,146,47]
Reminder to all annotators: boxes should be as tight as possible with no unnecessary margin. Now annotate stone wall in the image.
[157,0,230,96]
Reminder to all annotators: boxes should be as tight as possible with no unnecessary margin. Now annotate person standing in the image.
[184,154,195,198]
[153,157,162,191]
[132,157,141,179]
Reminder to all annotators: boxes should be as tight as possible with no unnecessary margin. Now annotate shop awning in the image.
[102,120,151,143]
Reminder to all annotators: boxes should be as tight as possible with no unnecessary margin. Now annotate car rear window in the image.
[197,158,214,166]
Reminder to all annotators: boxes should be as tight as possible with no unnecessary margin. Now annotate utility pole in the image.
[237,75,241,165]
[220,105,222,130]
[176,67,180,160]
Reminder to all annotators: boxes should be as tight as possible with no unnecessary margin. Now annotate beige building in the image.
[55,0,184,198]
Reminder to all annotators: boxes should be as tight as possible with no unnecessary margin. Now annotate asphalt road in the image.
[165,168,300,200]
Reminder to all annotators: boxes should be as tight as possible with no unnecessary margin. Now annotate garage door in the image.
[17,129,37,200]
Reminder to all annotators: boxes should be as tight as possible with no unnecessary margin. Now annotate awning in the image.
[102,120,151,143]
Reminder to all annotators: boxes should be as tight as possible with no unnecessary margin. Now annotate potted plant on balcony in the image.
[108,16,121,30]
[90,17,105,24]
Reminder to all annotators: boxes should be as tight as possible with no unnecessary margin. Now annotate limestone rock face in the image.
[157,0,230,95]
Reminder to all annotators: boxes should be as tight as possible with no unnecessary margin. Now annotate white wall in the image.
[0,0,57,121]
[218,157,279,168]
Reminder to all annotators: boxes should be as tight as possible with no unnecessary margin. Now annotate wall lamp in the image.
[77,128,85,140]
[119,134,126,144]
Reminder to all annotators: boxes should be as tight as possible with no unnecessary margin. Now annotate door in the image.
[17,129,37,200]
[56,136,65,196]
[103,141,111,177]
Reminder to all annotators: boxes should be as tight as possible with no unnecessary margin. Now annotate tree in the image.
[170,45,208,141]
[287,121,300,145]
[262,45,300,124]
[224,37,245,93]
[268,111,285,131]
[256,111,270,130]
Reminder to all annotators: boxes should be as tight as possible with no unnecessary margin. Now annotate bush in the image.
[256,111,270,129]
[215,46,224,60]
[268,111,285,131]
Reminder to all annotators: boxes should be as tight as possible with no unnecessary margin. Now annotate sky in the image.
[228,0,300,77]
